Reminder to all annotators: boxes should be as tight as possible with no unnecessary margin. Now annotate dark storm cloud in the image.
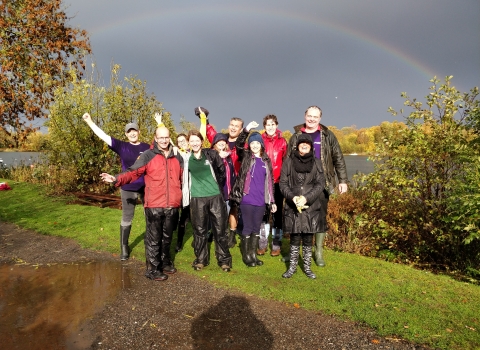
[65,0,480,132]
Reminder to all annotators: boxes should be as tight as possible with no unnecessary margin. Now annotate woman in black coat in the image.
[279,134,325,279]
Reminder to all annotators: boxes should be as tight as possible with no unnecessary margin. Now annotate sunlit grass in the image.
[1,179,479,349]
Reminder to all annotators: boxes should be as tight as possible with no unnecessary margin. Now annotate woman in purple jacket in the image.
[229,122,277,267]
[83,113,150,260]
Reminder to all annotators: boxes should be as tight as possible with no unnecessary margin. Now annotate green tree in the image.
[45,64,172,193]
[356,76,480,273]
[0,0,91,148]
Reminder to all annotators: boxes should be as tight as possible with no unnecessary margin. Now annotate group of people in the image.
[84,105,348,281]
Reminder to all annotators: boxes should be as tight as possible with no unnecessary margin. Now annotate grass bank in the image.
[1,179,479,349]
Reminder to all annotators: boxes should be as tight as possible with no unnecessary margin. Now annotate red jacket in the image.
[206,124,241,175]
[115,144,183,208]
[262,129,287,183]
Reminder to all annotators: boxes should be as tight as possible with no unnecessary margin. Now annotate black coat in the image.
[279,156,326,233]
[288,123,347,194]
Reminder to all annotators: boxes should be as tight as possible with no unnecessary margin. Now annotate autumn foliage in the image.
[0,0,91,147]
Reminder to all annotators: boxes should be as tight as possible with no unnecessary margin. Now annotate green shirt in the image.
[189,152,220,198]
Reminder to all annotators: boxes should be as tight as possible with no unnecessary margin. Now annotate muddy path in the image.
[0,221,427,349]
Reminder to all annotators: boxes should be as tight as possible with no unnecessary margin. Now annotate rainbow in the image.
[88,4,438,80]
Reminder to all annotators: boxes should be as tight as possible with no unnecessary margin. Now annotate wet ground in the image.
[0,262,130,349]
[0,221,429,349]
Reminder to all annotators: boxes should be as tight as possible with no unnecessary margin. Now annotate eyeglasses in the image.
[157,137,169,141]
[306,115,321,119]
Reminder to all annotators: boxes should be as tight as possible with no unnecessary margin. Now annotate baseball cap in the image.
[125,122,139,132]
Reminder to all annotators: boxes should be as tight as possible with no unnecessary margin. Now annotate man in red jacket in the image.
[101,127,183,281]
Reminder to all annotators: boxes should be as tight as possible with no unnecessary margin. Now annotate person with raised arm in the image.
[195,106,242,247]
[83,113,150,261]
[181,129,232,272]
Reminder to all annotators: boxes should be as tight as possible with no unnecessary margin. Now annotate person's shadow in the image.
[191,295,273,349]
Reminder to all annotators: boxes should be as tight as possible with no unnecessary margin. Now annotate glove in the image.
[194,106,209,117]
[245,121,259,132]
[154,112,164,127]
[293,196,308,213]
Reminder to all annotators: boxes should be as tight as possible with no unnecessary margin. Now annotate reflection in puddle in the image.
[0,261,130,350]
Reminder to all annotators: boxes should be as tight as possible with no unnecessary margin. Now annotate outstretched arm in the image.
[83,113,112,146]
[100,173,116,183]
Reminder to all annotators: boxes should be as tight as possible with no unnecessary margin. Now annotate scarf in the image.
[293,149,314,173]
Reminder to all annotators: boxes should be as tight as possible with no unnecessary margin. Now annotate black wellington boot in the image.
[120,225,131,261]
[249,233,263,266]
[227,229,237,248]
[240,235,255,267]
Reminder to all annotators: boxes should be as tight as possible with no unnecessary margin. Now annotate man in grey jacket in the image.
[286,105,348,267]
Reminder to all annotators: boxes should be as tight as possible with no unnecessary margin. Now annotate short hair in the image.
[187,129,204,142]
[230,117,244,128]
[263,114,278,127]
[304,105,322,117]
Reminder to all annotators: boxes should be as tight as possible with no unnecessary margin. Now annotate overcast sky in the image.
[65,0,480,133]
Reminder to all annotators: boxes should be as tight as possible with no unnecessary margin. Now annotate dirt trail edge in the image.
[0,221,428,350]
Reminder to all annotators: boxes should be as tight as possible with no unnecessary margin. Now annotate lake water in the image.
[344,155,375,180]
[0,152,42,167]
[0,152,375,180]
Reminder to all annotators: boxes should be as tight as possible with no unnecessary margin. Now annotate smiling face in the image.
[228,119,243,139]
[304,107,322,131]
[264,119,278,136]
[215,140,227,152]
[188,135,202,153]
[154,127,170,152]
[177,135,188,150]
[125,129,140,144]
[298,142,312,156]
[249,141,262,156]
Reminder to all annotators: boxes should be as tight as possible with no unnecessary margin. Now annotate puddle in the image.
[0,261,131,350]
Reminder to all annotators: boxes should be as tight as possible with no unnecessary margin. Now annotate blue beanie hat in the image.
[248,132,264,148]
[211,133,228,148]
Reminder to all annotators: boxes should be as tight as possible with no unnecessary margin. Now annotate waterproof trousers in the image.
[190,194,232,268]
[144,207,179,270]
[177,205,190,251]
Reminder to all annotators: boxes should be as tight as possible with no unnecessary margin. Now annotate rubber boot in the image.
[257,222,270,255]
[240,235,254,266]
[227,229,237,249]
[282,245,299,278]
[303,246,317,279]
[271,228,282,256]
[314,232,326,267]
[250,233,263,266]
[120,225,131,261]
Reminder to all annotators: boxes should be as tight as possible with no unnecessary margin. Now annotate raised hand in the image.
[245,121,259,131]
[154,112,163,126]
